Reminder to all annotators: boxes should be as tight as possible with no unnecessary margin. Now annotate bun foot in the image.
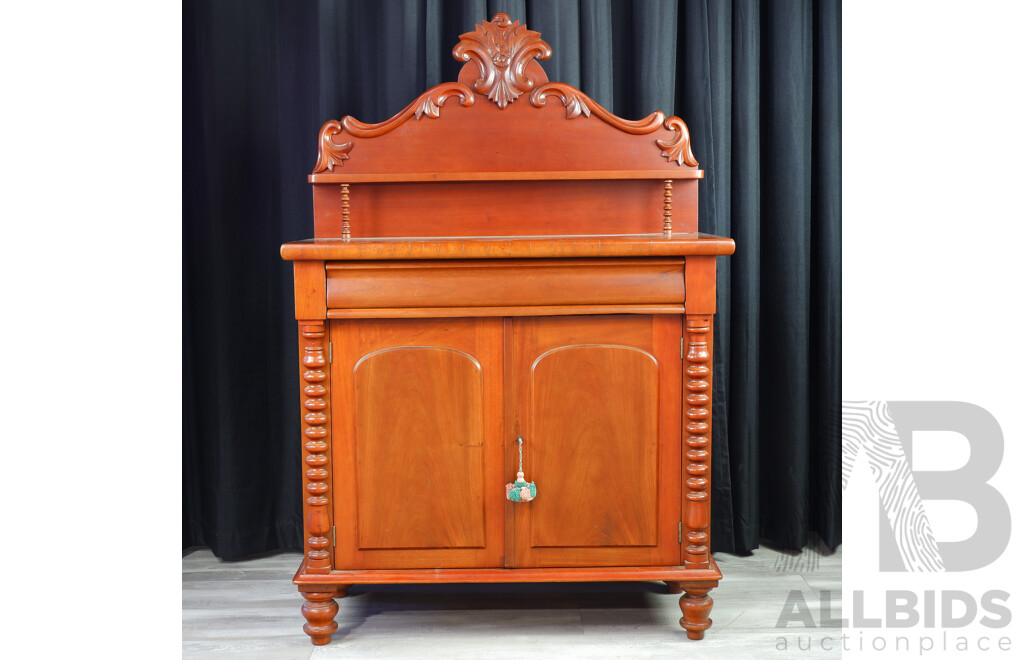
[664,581,683,594]
[679,588,713,640]
[301,590,343,645]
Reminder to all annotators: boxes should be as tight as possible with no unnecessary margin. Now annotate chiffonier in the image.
[280,13,734,646]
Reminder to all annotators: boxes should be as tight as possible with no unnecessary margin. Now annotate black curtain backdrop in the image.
[184,0,841,559]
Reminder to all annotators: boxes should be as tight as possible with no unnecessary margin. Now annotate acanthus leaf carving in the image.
[414,95,443,120]
[411,83,475,120]
[313,121,352,173]
[530,83,591,119]
[453,13,552,109]
[657,116,699,167]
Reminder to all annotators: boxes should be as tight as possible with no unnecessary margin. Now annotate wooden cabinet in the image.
[281,13,733,646]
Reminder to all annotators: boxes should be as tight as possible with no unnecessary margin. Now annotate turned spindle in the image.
[662,179,673,236]
[341,183,351,241]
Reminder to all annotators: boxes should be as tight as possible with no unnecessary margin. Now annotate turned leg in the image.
[664,581,683,594]
[300,587,347,645]
[679,588,713,640]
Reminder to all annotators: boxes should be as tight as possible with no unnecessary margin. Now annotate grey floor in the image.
[183,541,841,659]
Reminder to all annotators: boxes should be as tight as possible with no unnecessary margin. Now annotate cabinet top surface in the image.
[281,233,735,261]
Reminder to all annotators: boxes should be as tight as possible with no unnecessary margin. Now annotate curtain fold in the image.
[184,0,841,559]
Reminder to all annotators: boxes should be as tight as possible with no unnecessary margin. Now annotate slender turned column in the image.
[679,588,713,640]
[340,183,351,241]
[301,321,332,573]
[682,315,712,569]
[301,587,348,645]
[662,179,673,236]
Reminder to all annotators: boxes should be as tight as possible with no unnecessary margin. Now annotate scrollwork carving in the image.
[657,116,699,167]
[454,13,552,108]
[311,84,475,172]
[529,83,591,119]
[529,82,698,166]
[313,121,352,173]
[344,83,475,136]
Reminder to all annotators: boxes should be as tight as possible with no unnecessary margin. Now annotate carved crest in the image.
[312,14,700,172]
[453,13,552,109]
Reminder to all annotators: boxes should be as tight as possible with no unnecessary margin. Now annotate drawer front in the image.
[326,258,685,309]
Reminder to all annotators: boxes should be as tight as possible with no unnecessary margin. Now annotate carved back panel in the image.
[310,13,701,239]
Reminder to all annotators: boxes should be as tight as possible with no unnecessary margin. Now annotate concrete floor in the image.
[183,541,841,659]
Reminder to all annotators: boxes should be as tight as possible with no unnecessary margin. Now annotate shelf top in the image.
[280,233,735,261]
[308,169,705,184]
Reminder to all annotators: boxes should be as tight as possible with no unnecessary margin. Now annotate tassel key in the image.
[506,438,537,502]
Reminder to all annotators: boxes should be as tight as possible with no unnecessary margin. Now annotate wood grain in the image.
[282,233,734,261]
[308,97,693,177]
[511,315,682,568]
[292,262,326,320]
[682,256,718,314]
[325,259,684,310]
[353,346,487,550]
[309,169,703,183]
[293,556,722,585]
[331,318,505,570]
[527,344,659,548]
[326,305,687,319]
[311,179,698,238]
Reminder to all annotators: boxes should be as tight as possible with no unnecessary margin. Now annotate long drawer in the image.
[325,258,685,310]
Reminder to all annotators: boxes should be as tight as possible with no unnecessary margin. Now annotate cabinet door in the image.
[510,315,682,567]
[331,318,505,569]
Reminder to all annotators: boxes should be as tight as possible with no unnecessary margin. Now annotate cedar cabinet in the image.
[281,14,734,646]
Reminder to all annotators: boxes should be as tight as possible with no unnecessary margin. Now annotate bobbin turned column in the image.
[340,183,351,241]
[300,320,333,574]
[663,179,673,236]
[682,315,712,570]
[680,314,715,639]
